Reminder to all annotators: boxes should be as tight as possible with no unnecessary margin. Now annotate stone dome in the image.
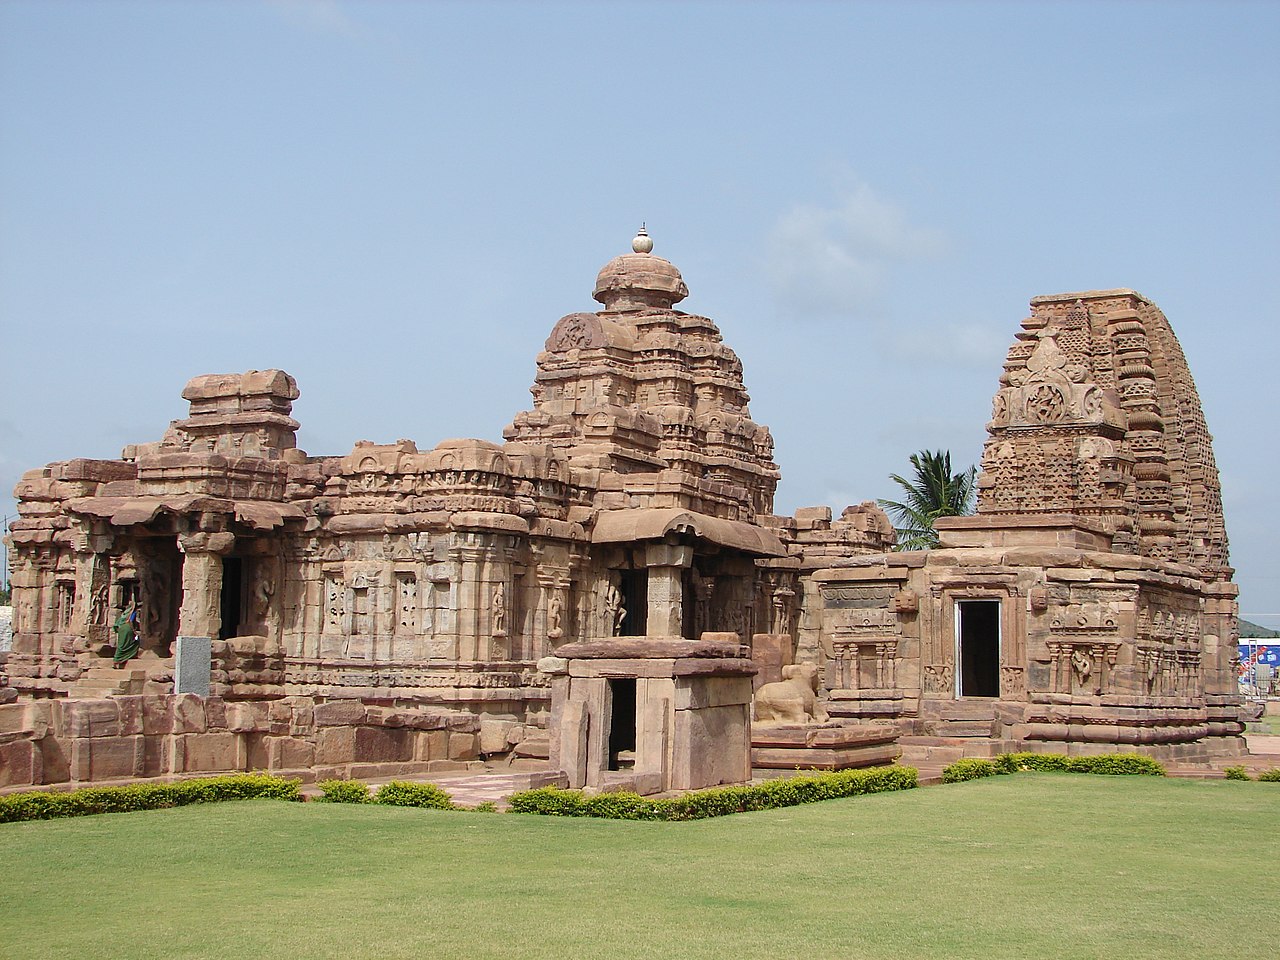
[593,252,688,311]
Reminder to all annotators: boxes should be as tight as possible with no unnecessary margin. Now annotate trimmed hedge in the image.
[1223,766,1251,781]
[0,774,302,823]
[316,779,372,803]
[508,765,918,821]
[1258,768,1280,782]
[941,758,1001,783]
[941,752,1166,784]
[373,781,456,810]
[315,779,456,809]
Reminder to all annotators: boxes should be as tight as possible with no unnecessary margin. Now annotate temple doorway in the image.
[607,677,637,770]
[138,539,182,656]
[619,569,647,637]
[956,599,1000,698]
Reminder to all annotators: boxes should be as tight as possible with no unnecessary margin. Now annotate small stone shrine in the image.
[0,232,1246,790]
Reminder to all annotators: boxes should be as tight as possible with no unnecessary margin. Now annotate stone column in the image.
[177,532,235,639]
[645,542,692,638]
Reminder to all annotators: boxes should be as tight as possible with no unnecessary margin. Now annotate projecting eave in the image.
[590,507,788,557]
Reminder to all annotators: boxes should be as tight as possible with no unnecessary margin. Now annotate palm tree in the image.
[877,450,977,551]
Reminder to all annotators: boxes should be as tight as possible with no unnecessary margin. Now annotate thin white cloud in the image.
[766,182,946,318]
[893,320,1008,368]
[268,0,368,40]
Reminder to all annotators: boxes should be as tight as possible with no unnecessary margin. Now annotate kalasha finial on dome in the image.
[593,224,687,310]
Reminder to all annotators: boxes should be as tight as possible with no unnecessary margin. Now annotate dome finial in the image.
[632,223,653,254]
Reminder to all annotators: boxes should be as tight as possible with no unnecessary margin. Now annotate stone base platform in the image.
[751,721,901,772]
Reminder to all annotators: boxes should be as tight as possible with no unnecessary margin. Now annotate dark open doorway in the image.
[682,568,697,639]
[618,569,647,637]
[607,678,637,770]
[219,556,243,641]
[957,599,1000,698]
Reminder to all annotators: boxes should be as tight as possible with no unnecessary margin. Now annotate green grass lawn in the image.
[1252,712,1280,736]
[4,775,1277,960]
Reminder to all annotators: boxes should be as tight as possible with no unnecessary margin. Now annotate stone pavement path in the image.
[300,768,563,810]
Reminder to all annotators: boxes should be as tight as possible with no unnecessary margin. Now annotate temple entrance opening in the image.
[607,677,637,770]
[219,556,243,641]
[139,538,183,656]
[957,600,1000,698]
[619,570,647,637]
[682,569,697,639]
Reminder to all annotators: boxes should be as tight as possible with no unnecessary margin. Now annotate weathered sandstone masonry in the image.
[1,240,1244,788]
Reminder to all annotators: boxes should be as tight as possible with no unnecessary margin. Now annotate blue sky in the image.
[1,0,1277,626]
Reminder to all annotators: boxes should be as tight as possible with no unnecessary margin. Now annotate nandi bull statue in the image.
[753,662,829,725]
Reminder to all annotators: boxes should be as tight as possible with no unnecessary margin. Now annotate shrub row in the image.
[316,779,457,810]
[941,752,1166,783]
[1223,766,1280,782]
[508,765,918,821]
[0,774,302,823]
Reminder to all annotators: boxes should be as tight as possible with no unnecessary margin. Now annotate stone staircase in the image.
[898,735,1018,764]
[922,699,999,737]
[899,700,1017,771]
[67,661,150,698]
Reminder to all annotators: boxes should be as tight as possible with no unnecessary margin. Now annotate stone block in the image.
[0,740,40,787]
[316,726,356,764]
[86,735,145,780]
[448,732,479,761]
[480,718,519,755]
[513,736,550,759]
[674,675,753,711]
[65,699,121,738]
[0,703,31,736]
[313,700,366,726]
[290,704,315,733]
[266,736,315,770]
[750,634,793,689]
[172,694,208,734]
[174,636,212,696]
[353,726,411,763]
[554,698,584,786]
[142,736,171,778]
[179,732,239,773]
[226,702,270,733]
[116,696,143,736]
[35,733,69,783]
[142,697,176,736]
[414,729,449,762]
[671,703,750,791]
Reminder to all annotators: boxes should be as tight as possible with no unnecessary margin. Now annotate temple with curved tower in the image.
[0,234,1245,790]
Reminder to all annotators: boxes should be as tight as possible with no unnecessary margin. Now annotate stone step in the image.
[934,701,999,721]
[900,745,965,764]
[68,667,148,698]
[931,720,996,737]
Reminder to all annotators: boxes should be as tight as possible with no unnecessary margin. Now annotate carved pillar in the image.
[645,542,693,638]
[177,532,235,639]
[449,537,489,661]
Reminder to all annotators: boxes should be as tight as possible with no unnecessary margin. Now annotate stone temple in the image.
[0,232,1245,791]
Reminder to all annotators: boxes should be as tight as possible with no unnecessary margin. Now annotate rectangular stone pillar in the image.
[177,548,224,640]
[645,543,693,638]
[175,636,212,696]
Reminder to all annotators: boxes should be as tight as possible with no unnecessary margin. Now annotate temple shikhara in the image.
[0,231,1244,791]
